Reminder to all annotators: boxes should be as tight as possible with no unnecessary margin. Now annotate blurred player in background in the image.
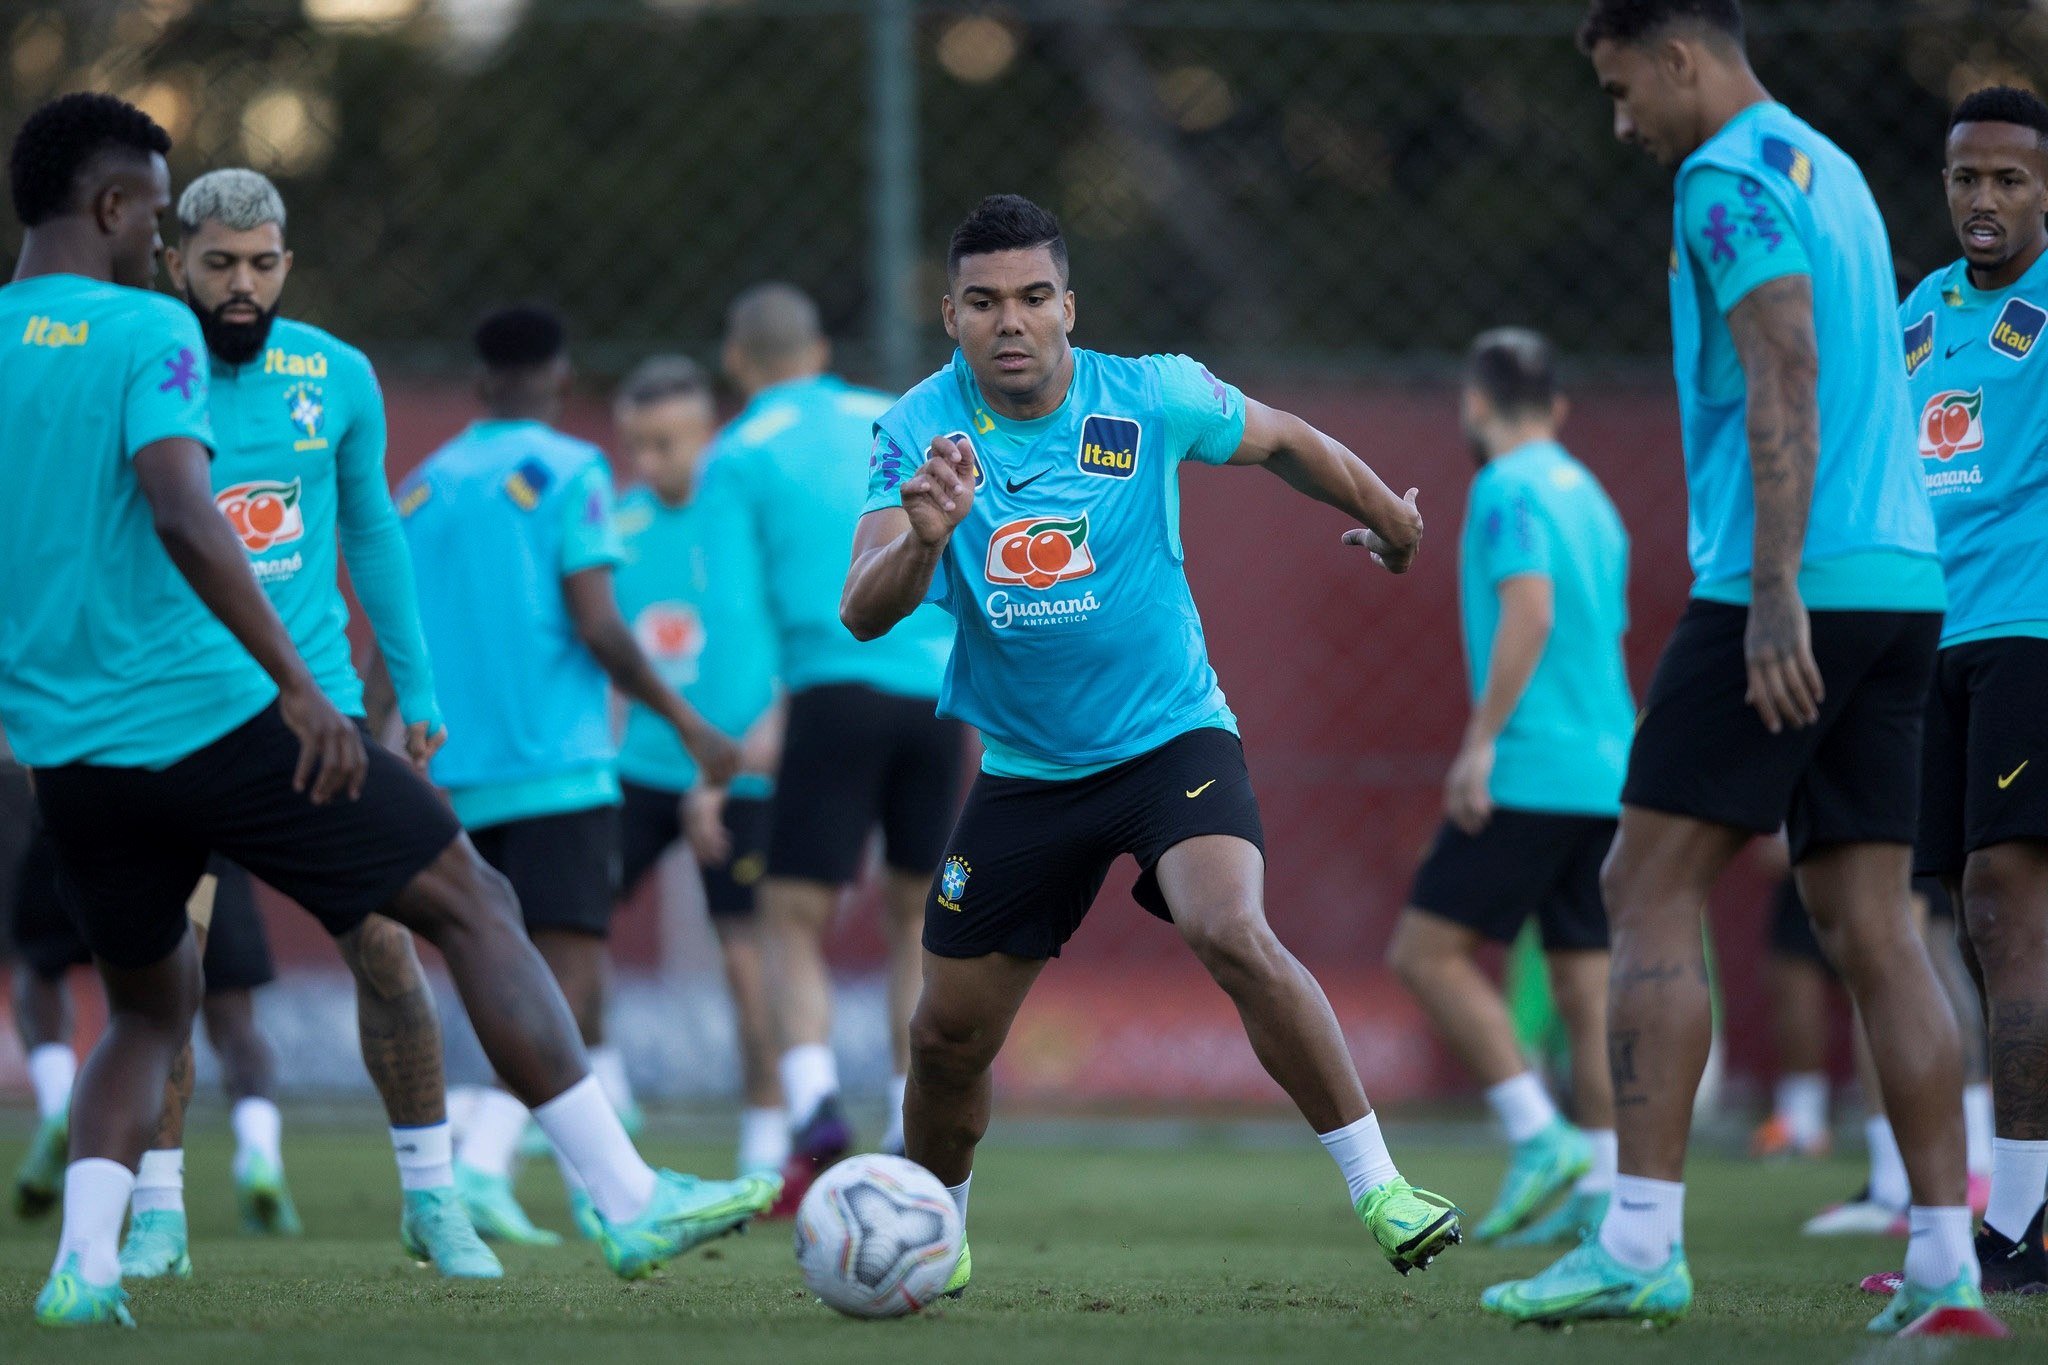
[844,194,1461,1296]
[1488,2,1991,1334]
[404,307,741,1244]
[610,355,789,1182]
[1893,85,2048,1295]
[695,284,960,1199]
[2,96,772,1327]
[1386,327,1628,1248]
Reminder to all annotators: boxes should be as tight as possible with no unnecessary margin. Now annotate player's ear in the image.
[162,244,187,292]
[940,293,958,340]
[91,179,124,237]
[277,247,295,286]
[1061,289,1076,336]
[1660,35,1696,88]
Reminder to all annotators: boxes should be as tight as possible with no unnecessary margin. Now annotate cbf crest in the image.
[936,856,971,912]
[285,381,329,452]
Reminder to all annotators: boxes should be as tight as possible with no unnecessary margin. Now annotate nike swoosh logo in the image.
[1005,469,1051,494]
[2000,760,2029,789]
[1185,780,1217,799]
[1617,1200,1656,1212]
[1947,340,1974,358]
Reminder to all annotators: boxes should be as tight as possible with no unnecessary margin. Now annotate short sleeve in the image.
[560,459,624,574]
[1473,478,1554,587]
[864,423,916,515]
[1152,354,1247,465]
[1679,165,1813,316]
[124,306,213,458]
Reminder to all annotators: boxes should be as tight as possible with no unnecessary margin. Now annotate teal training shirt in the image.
[0,275,275,767]
[865,350,1245,780]
[612,482,778,797]
[1458,442,1633,816]
[206,318,437,726]
[400,420,623,828]
[695,375,952,699]
[1670,104,1944,612]
[1900,253,2048,644]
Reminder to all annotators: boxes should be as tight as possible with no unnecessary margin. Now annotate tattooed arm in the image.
[1727,274,1826,734]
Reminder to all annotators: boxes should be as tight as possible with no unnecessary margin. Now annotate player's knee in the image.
[1383,917,1443,987]
[1961,846,2048,969]
[909,1009,998,1085]
[345,915,427,1001]
[1182,907,1278,986]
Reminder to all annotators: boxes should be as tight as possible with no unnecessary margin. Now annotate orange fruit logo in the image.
[984,512,1096,590]
[633,602,704,677]
[215,479,305,553]
[1918,389,1984,462]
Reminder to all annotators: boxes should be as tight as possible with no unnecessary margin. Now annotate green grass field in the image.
[1,1114,2042,1363]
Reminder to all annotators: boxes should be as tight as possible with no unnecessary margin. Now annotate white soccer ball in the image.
[793,1153,964,1319]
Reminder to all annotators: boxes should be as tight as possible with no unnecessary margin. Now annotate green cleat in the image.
[14,1110,68,1220]
[117,1209,192,1279]
[1482,1237,1692,1326]
[597,1169,780,1280]
[1358,1179,1463,1274]
[1475,1120,1592,1243]
[33,1253,134,1328]
[235,1152,303,1237]
[569,1189,603,1243]
[1867,1270,2001,1335]
[455,1162,561,1246]
[400,1186,503,1278]
[1495,1190,1609,1249]
[943,1240,971,1298]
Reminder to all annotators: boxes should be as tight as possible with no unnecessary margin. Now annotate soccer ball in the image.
[793,1153,963,1319]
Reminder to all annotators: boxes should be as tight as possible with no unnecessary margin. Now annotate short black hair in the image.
[947,194,1069,281]
[474,304,566,370]
[1466,328,1559,418]
[1950,86,2048,146]
[617,354,709,408]
[8,91,171,228]
[1578,0,1744,53]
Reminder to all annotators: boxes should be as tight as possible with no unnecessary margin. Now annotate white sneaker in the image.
[1803,1188,1905,1237]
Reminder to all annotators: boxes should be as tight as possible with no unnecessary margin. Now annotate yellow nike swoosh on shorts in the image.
[1185,780,1217,799]
[2000,760,2029,790]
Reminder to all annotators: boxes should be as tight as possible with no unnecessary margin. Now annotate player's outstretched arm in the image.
[1727,274,1825,734]
[842,434,975,640]
[563,566,739,785]
[1226,400,1424,573]
[134,437,366,803]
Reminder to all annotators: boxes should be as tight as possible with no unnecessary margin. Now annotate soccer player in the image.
[1896,84,2048,1294]
[696,284,961,1190]
[610,355,789,1180]
[404,306,743,1244]
[1385,328,1628,1248]
[842,194,1462,1293]
[1,93,772,1327]
[1485,2,1993,1333]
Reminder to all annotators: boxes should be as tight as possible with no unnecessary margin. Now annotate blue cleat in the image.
[568,1189,603,1243]
[117,1209,191,1279]
[235,1151,303,1237]
[400,1186,503,1278]
[598,1169,780,1280]
[456,1162,561,1246]
[1495,1190,1609,1249]
[1475,1119,1592,1243]
[33,1253,134,1328]
[14,1110,67,1220]
[1482,1236,1692,1326]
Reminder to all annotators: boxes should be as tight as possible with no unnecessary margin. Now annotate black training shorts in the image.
[470,804,621,938]
[1407,810,1615,950]
[1916,636,2048,879]
[618,779,771,917]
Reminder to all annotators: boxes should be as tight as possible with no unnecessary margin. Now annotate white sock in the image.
[1485,1072,1560,1145]
[779,1045,838,1129]
[947,1176,971,1227]
[1904,1205,1979,1291]
[456,1087,530,1179]
[1964,1083,1994,1177]
[1599,1174,1684,1271]
[1867,1116,1910,1211]
[1775,1072,1829,1148]
[738,1107,790,1176]
[390,1122,454,1192]
[552,1141,589,1196]
[1576,1129,1618,1195]
[231,1096,284,1178]
[27,1043,76,1120]
[131,1148,185,1216]
[51,1158,134,1285]
[1318,1112,1400,1206]
[882,1073,908,1151]
[532,1075,657,1224]
[591,1045,634,1114]
[1985,1137,2048,1242]
[446,1084,484,1143]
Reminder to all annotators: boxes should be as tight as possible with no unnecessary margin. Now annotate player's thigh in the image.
[190,706,464,941]
[474,806,621,939]
[1405,813,1570,950]
[199,859,275,993]
[1124,727,1266,926]
[878,704,970,877]
[1915,647,1972,882]
[911,948,1047,1073]
[702,795,772,920]
[617,781,684,900]
[923,769,1118,965]
[30,761,206,970]
[1788,611,1940,861]
[767,685,894,884]
[1384,905,1490,978]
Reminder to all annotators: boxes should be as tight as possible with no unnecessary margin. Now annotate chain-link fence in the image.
[5,1,2043,383]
